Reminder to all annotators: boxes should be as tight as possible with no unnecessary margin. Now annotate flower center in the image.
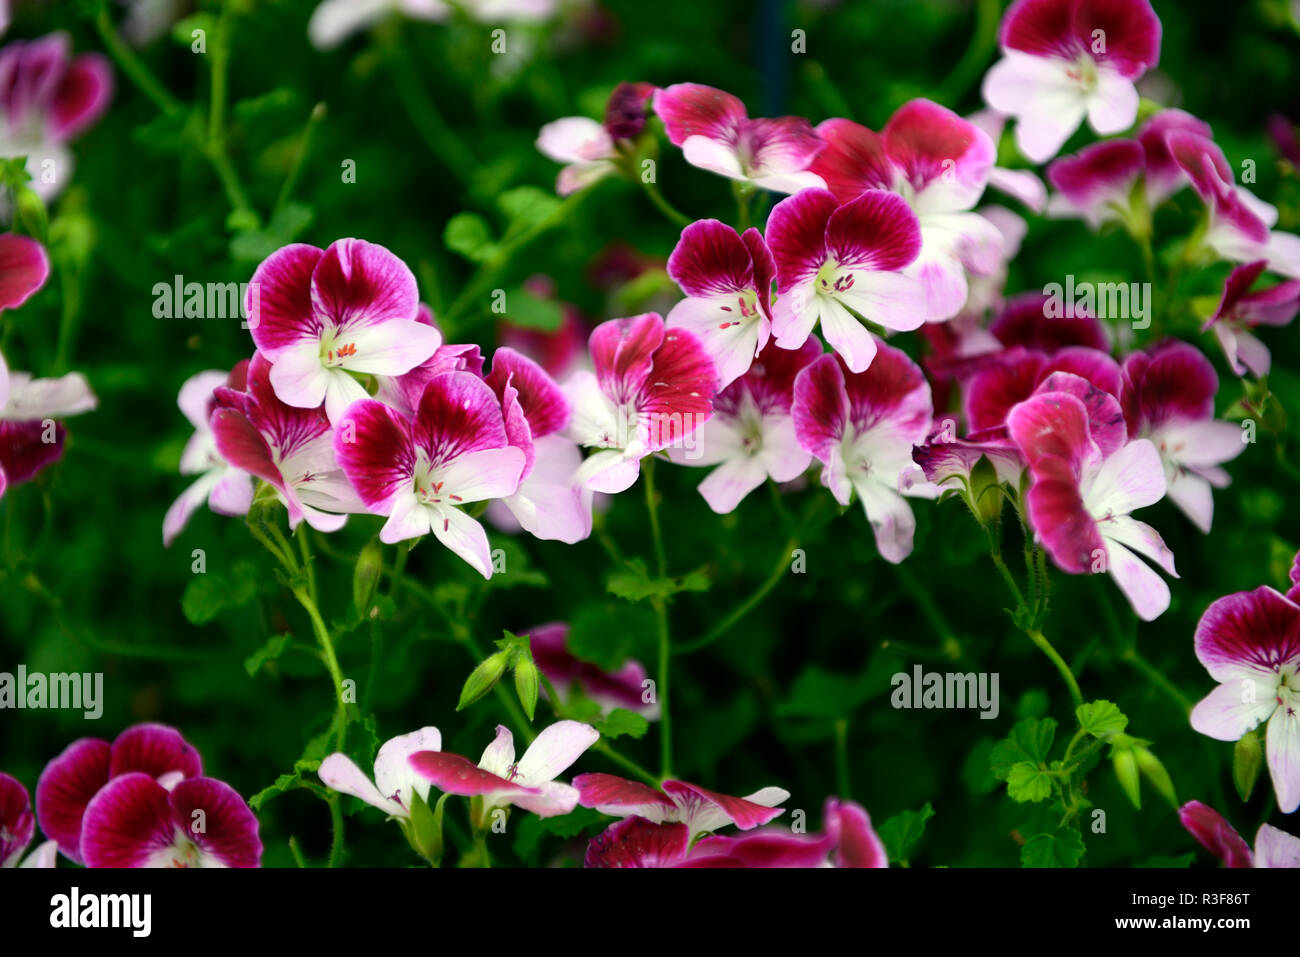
[413,459,462,506]
[717,289,760,330]
[1066,54,1100,94]
[319,329,358,368]
[816,259,856,297]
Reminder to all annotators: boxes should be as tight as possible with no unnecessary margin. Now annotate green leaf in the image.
[1006,763,1055,803]
[498,287,564,330]
[594,708,649,740]
[243,633,292,677]
[878,803,935,863]
[606,558,711,601]
[776,664,877,721]
[181,562,259,624]
[1020,827,1086,868]
[444,212,498,263]
[990,717,1058,781]
[1136,853,1195,868]
[1076,699,1128,739]
[248,772,302,811]
[498,185,561,229]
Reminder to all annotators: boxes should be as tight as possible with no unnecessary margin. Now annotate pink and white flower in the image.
[536,116,618,196]
[1180,800,1300,867]
[318,726,442,819]
[1204,260,1300,379]
[528,622,659,720]
[0,32,112,200]
[246,238,439,424]
[211,353,364,533]
[1189,582,1300,813]
[766,188,925,372]
[810,101,1002,322]
[1007,377,1176,620]
[163,362,255,547]
[0,356,97,502]
[574,772,788,834]
[1046,138,1145,230]
[665,218,776,388]
[1137,109,1214,207]
[0,773,56,868]
[564,312,717,494]
[670,339,820,513]
[652,83,826,194]
[981,0,1162,163]
[409,720,598,819]
[307,0,450,51]
[792,342,934,563]
[1120,342,1244,533]
[333,371,525,576]
[35,723,203,863]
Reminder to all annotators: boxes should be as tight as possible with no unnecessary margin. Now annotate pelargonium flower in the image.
[1167,132,1300,278]
[574,772,788,834]
[810,101,1002,322]
[1188,581,1300,813]
[1180,801,1300,868]
[792,342,934,563]
[0,773,56,868]
[211,353,363,533]
[318,726,442,819]
[0,356,97,501]
[247,238,439,424]
[1120,342,1244,533]
[766,188,924,373]
[964,345,1119,434]
[81,774,261,868]
[652,83,826,194]
[989,291,1111,355]
[333,371,525,576]
[1007,376,1176,620]
[484,347,593,544]
[536,116,618,196]
[564,313,717,494]
[36,723,202,864]
[1204,260,1300,378]
[1046,139,1145,230]
[409,720,599,820]
[670,339,820,513]
[1137,109,1214,207]
[308,0,450,51]
[163,363,254,547]
[982,0,1162,163]
[528,622,659,720]
[911,422,1025,496]
[665,218,775,388]
[0,32,112,200]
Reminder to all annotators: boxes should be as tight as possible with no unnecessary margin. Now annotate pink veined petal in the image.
[319,753,404,816]
[0,419,65,487]
[1120,340,1217,434]
[810,117,895,204]
[79,773,174,868]
[167,777,262,867]
[413,371,510,466]
[1195,586,1300,683]
[332,398,415,510]
[1083,437,1166,517]
[247,243,324,357]
[662,780,786,832]
[665,294,766,389]
[967,351,1048,432]
[992,291,1109,352]
[883,98,996,213]
[536,116,613,164]
[1190,680,1278,742]
[1034,369,1126,458]
[407,750,539,798]
[792,353,850,462]
[49,53,112,141]
[688,829,835,867]
[0,233,50,310]
[209,407,281,490]
[1267,707,1300,814]
[372,726,442,812]
[998,0,1082,60]
[110,723,202,782]
[637,327,717,452]
[825,189,923,273]
[485,347,570,437]
[1073,0,1162,79]
[652,83,747,147]
[667,219,755,299]
[1139,109,1214,204]
[516,720,600,784]
[1253,823,1300,868]
[310,238,419,332]
[589,313,665,404]
[585,816,691,868]
[1178,801,1254,868]
[766,188,841,292]
[35,737,110,862]
[1104,536,1171,621]
[1047,138,1144,222]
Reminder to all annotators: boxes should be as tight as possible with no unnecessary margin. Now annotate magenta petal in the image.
[210,407,281,490]
[1179,801,1253,868]
[1139,109,1214,201]
[0,772,35,868]
[883,99,995,199]
[35,736,110,863]
[1073,0,1162,79]
[109,723,203,782]
[407,751,539,797]
[638,327,717,452]
[667,219,755,298]
[1035,370,1127,457]
[310,238,419,331]
[841,340,932,439]
[574,772,675,815]
[0,234,50,310]
[825,799,889,868]
[809,118,895,204]
[0,419,66,486]
[1166,132,1237,206]
[825,189,922,273]
[741,228,776,317]
[80,773,174,868]
[766,188,840,292]
[990,291,1109,353]
[500,380,536,482]
[1120,341,1217,434]
[1048,139,1144,211]
[689,829,835,867]
[168,778,262,867]
[333,398,415,510]
[1043,346,1121,401]
[793,353,849,461]
[965,349,1047,432]
[413,371,508,465]
[1194,587,1300,683]
[247,244,324,356]
[589,313,665,404]
[1000,0,1081,61]
[652,83,747,147]
[663,780,785,830]
[49,52,112,141]
[727,337,824,417]
[743,115,826,175]
[485,347,571,438]
[586,816,691,868]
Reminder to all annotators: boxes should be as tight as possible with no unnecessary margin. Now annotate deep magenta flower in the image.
[982,0,1162,163]
[0,773,55,868]
[767,188,924,373]
[1007,375,1175,620]
[564,312,717,494]
[810,100,1002,322]
[409,720,599,819]
[964,344,1119,435]
[1137,109,1214,206]
[792,342,933,563]
[0,32,112,199]
[163,362,254,547]
[211,353,363,533]
[333,371,525,575]
[1180,801,1300,868]
[1189,582,1300,813]
[35,723,202,863]
[1120,342,1244,533]
[665,218,776,388]
[80,774,261,868]
[318,726,442,819]
[528,622,659,719]
[1046,139,1145,229]
[574,772,788,833]
[670,339,820,514]
[1204,260,1300,378]
[247,238,439,423]
[652,83,826,194]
